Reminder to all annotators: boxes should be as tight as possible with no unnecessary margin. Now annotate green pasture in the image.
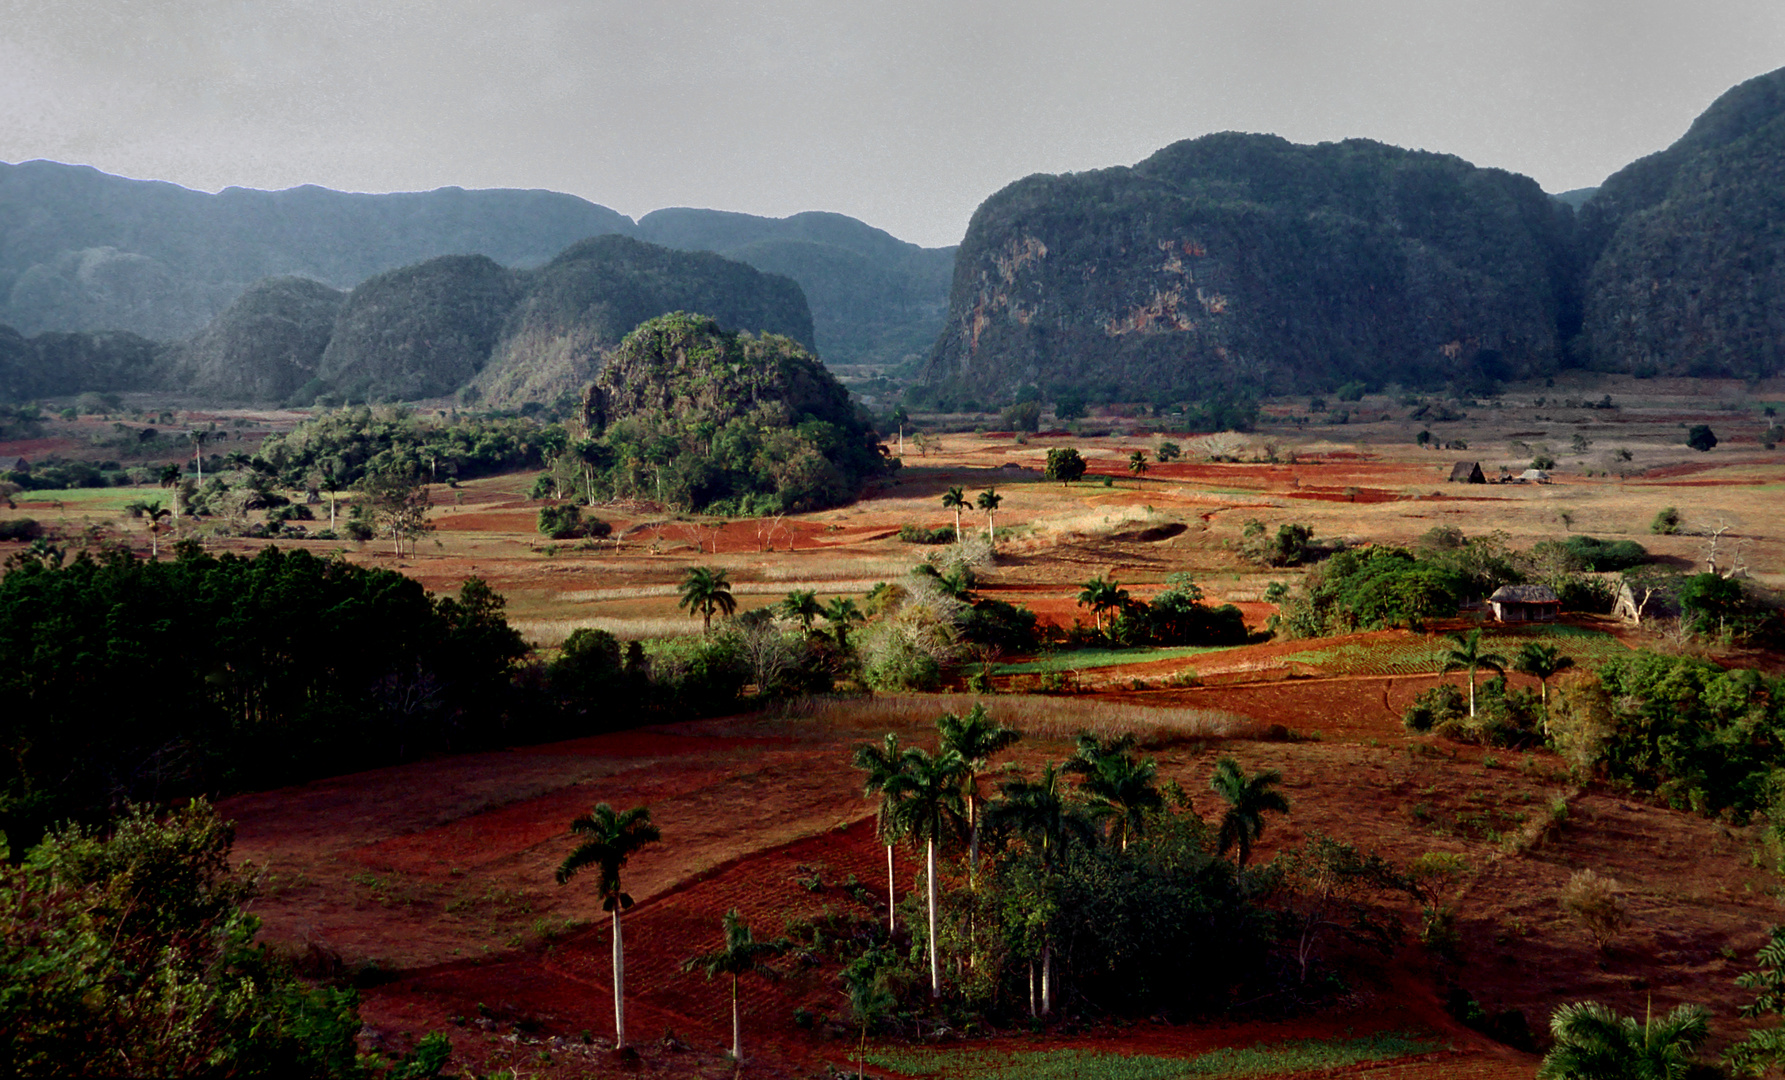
[8,487,164,514]
[994,644,1237,675]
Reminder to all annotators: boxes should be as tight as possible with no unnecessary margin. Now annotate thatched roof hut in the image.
[1448,461,1485,483]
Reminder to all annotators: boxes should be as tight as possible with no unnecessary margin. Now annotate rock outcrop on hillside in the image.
[922,133,1579,404]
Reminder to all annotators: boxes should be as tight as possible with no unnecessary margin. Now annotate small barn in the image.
[1448,461,1486,484]
[1488,584,1561,623]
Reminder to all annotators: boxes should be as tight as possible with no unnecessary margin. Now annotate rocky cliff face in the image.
[922,133,1577,403]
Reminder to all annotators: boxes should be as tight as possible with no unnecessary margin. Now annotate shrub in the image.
[897,523,956,545]
[1335,380,1366,402]
[1651,506,1682,534]
[1686,424,1719,452]
[1000,400,1042,433]
[1530,454,1557,470]
[538,502,611,540]
[1559,869,1628,952]
[0,518,43,542]
[1402,683,1467,733]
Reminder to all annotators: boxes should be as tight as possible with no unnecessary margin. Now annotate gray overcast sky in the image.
[3,1,1783,248]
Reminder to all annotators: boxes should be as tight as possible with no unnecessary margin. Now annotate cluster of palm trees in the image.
[852,705,1290,1014]
[1441,629,1575,718]
[940,486,1003,544]
[779,588,864,647]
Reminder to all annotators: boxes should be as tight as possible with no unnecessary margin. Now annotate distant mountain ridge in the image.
[0,160,951,372]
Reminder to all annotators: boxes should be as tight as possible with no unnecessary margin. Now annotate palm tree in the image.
[942,487,968,543]
[159,464,183,522]
[139,501,171,558]
[1536,1000,1710,1080]
[851,733,910,934]
[936,704,1022,873]
[1076,575,1131,633]
[1065,733,1161,851]
[555,803,662,1051]
[882,745,967,998]
[976,488,1002,546]
[1442,629,1509,718]
[1514,641,1575,713]
[678,566,736,633]
[1128,450,1149,477]
[188,429,212,484]
[1210,756,1290,867]
[823,597,864,650]
[681,908,786,1063]
[987,763,1096,1016]
[781,588,821,632]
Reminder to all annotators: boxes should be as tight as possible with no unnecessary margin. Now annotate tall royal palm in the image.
[678,566,737,634]
[1076,576,1130,633]
[1514,641,1575,713]
[976,488,1003,545]
[1536,1000,1709,1080]
[681,908,786,1064]
[942,487,968,543]
[883,746,967,998]
[1443,629,1509,718]
[823,597,864,650]
[1065,733,1162,851]
[781,588,821,632]
[987,763,1096,1016]
[555,803,662,1051]
[936,704,1022,873]
[1210,756,1289,868]
[851,733,910,934]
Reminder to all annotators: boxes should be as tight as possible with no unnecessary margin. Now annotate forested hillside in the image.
[1580,66,1785,379]
[921,133,1578,405]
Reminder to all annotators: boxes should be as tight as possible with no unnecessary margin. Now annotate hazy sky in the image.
[3,1,1783,248]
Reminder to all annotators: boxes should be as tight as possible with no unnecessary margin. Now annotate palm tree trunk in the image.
[1028,962,1037,1018]
[886,844,897,933]
[927,837,940,998]
[1041,941,1053,1016]
[731,973,741,1062]
[612,908,626,1049]
[953,510,961,543]
[1468,666,1477,717]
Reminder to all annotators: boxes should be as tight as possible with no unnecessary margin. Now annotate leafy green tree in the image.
[680,908,786,1063]
[1443,629,1509,717]
[1537,1000,1709,1080]
[936,704,1022,872]
[555,804,662,1052]
[678,566,737,633]
[986,763,1097,1015]
[1065,734,1162,851]
[1514,642,1575,712]
[357,465,432,556]
[1686,425,1719,452]
[1128,450,1149,476]
[1156,441,1181,463]
[1054,394,1087,421]
[852,733,911,934]
[780,588,821,631]
[1210,757,1289,867]
[1044,447,1087,485]
[1727,926,1785,1076]
[942,486,968,542]
[976,488,1003,545]
[1076,575,1130,632]
[882,746,967,998]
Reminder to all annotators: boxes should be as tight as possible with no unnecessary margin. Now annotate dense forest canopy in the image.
[579,312,888,513]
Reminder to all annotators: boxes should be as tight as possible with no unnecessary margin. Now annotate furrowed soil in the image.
[12,377,1785,1077]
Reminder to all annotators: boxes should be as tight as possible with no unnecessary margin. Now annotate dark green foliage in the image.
[537,502,610,541]
[1727,926,1785,1076]
[1581,66,1785,379]
[1537,535,1649,572]
[1240,520,1314,567]
[898,523,956,544]
[1652,506,1683,535]
[0,548,527,845]
[1594,652,1785,818]
[0,800,362,1077]
[1536,1000,1710,1080]
[1686,424,1719,452]
[1044,447,1088,484]
[549,628,627,704]
[1275,546,1467,636]
[167,276,345,402]
[0,518,40,540]
[1402,683,1467,733]
[960,597,1041,653]
[257,405,549,489]
[924,132,1577,401]
[581,313,886,513]
[1000,400,1042,433]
